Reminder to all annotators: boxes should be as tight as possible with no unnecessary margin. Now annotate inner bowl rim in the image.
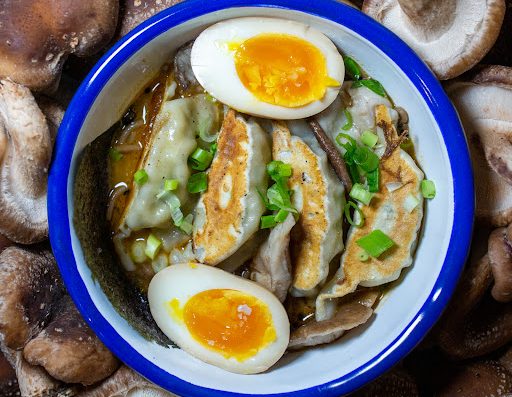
[48,1,475,396]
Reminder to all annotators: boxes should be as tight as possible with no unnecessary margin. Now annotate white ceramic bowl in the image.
[48,1,474,396]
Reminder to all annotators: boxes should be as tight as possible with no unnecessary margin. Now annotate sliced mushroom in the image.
[0,80,53,243]
[353,368,419,397]
[79,366,177,397]
[446,69,512,226]
[435,361,512,397]
[0,246,64,349]
[250,214,295,302]
[0,1,119,92]
[488,227,512,302]
[0,350,18,397]
[24,295,119,386]
[118,0,183,38]
[362,0,505,80]
[288,290,376,350]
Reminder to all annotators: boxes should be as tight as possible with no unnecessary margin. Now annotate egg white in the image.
[190,17,344,119]
[148,263,290,374]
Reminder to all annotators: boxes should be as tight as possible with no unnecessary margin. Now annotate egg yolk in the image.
[180,289,276,361]
[234,33,340,108]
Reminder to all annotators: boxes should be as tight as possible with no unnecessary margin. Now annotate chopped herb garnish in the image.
[421,180,436,199]
[344,201,364,227]
[342,109,353,131]
[349,183,373,206]
[260,215,277,229]
[356,230,395,258]
[187,172,208,193]
[352,78,387,98]
[109,148,123,162]
[366,168,380,193]
[361,130,379,148]
[164,179,179,191]
[134,169,148,185]
[358,251,370,261]
[189,148,213,171]
[343,56,363,80]
[145,234,162,260]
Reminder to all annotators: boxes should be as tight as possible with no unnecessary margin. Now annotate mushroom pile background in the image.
[0,0,511,396]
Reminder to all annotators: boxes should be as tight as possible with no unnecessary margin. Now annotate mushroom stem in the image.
[397,0,456,40]
[307,118,353,191]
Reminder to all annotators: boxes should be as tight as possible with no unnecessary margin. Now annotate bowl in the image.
[48,0,475,395]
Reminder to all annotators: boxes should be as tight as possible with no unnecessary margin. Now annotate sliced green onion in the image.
[353,146,379,172]
[260,215,277,229]
[164,179,179,191]
[131,240,147,264]
[145,234,162,260]
[198,118,217,143]
[157,191,184,227]
[205,92,217,103]
[367,168,380,193]
[342,109,353,131]
[189,148,213,171]
[346,161,361,184]
[257,187,278,211]
[361,130,379,148]
[267,160,292,181]
[421,180,436,199]
[134,169,148,185]
[343,56,362,80]
[178,214,194,235]
[267,183,296,213]
[109,148,123,161]
[349,183,373,205]
[344,201,364,227]
[210,143,218,154]
[151,253,168,273]
[352,79,387,97]
[356,230,395,258]
[358,251,370,261]
[404,194,420,213]
[187,172,208,193]
[274,209,289,223]
[336,132,357,149]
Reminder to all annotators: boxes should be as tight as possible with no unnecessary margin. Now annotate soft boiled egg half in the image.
[148,263,290,374]
[191,17,344,119]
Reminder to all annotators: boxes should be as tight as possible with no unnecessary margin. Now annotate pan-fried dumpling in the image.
[121,94,221,230]
[193,109,271,265]
[272,121,345,297]
[316,105,424,321]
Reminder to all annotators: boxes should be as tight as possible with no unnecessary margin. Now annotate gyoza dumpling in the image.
[316,105,424,321]
[193,109,271,265]
[273,122,345,297]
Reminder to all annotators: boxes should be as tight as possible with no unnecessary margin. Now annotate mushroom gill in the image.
[0,80,53,243]
[488,226,512,302]
[0,245,65,349]
[446,67,512,226]
[0,0,119,92]
[79,366,177,397]
[362,0,505,80]
[23,295,120,386]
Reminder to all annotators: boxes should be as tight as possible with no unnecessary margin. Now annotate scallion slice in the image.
[267,160,292,181]
[356,230,395,258]
[267,183,296,213]
[260,215,277,229]
[343,56,362,80]
[357,251,370,261]
[349,183,373,205]
[210,143,218,154]
[336,132,357,149]
[344,201,364,227]
[198,118,217,143]
[134,169,148,185]
[178,214,194,235]
[157,190,184,227]
[189,148,213,171]
[164,179,179,191]
[367,168,380,193]
[404,194,420,213]
[145,234,162,260]
[352,79,387,97]
[361,130,379,148]
[274,209,289,223]
[342,109,353,131]
[421,180,436,199]
[109,148,123,161]
[353,146,379,172]
[187,172,208,193]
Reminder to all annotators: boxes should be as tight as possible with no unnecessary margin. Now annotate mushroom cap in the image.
[24,295,119,386]
[0,246,64,349]
[0,80,54,243]
[0,350,18,397]
[0,0,119,92]
[118,0,182,38]
[79,366,178,397]
[362,0,505,80]
[488,227,512,302]
[0,234,12,253]
[353,368,419,397]
[446,70,512,227]
[436,361,512,397]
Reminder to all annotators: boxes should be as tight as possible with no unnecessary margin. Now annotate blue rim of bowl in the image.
[48,0,474,396]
